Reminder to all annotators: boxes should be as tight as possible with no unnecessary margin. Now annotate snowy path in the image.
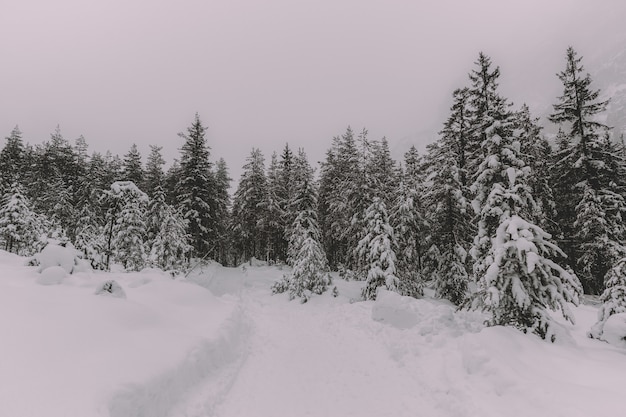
[184,267,476,417]
[179,265,626,417]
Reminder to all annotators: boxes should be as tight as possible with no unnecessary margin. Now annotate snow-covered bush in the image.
[600,313,626,348]
[95,280,126,299]
[36,266,67,285]
[35,240,83,274]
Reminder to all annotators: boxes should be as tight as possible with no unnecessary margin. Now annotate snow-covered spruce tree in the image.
[589,258,626,339]
[469,116,582,341]
[143,145,165,197]
[0,126,25,193]
[231,148,268,262]
[422,87,475,304]
[111,184,149,271]
[176,114,216,258]
[357,197,399,301]
[213,158,232,265]
[74,203,106,269]
[272,178,331,302]
[390,181,424,297]
[424,141,472,305]
[515,104,557,233]
[318,127,360,269]
[122,143,144,185]
[0,183,46,255]
[259,152,287,263]
[548,47,626,294]
[102,181,149,271]
[149,204,192,272]
[572,184,626,294]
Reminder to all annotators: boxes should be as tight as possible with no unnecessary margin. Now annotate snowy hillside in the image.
[1,251,625,417]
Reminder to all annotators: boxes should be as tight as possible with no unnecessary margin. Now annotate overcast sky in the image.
[2,0,625,181]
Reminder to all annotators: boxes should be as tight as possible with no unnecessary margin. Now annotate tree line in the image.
[1,47,625,340]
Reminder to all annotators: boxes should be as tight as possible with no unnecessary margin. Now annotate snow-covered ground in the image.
[1,251,625,417]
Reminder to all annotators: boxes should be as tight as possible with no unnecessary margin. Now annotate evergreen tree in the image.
[0,126,25,192]
[144,145,165,197]
[103,181,148,271]
[74,203,106,269]
[0,183,45,255]
[357,198,399,300]
[589,258,626,339]
[424,140,472,305]
[148,198,191,272]
[515,104,557,232]
[113,195,148,271]
[272,178,331,302]
[123,143,144,185]
[176,114,215,257]
[102,181,148,270]
[213,158,232,265]
[231,148,268,262]
[260,152,287,262]
[390,181,424,297]
[468,115,582,340]
[549,47,626,294]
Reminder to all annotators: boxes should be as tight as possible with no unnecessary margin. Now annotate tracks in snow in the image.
[108,303,252,417]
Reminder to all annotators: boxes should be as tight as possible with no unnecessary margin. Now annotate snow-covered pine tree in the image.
[589,258,626,339]
[0,126,25,193]
[123,143,144,185]
[469,113,582,340]
[357,197,399,300]
[0,183,46,255]
[176,114,216,258]
[102,181,149,271]
[390,180,424,298]
[149,204,192,272]
[285,148,315,245]
[113,196,148,271]
[231,148,268,262]
[272,178,331,302]
[143,145,165,197]
[515,104,557,232]
[74,202,106,269]
[259,152,286,263]
[318,127,360,269]
[146,185,168,244]
[572,184,626,294]
[467,53,511,179]
[424,140,472,305]
[549,47,626,294]
[213,158,232,265]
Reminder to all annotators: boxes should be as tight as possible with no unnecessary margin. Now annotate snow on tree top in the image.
[109,181,149,201]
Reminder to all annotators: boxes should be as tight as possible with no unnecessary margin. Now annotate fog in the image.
[1,0,625,180]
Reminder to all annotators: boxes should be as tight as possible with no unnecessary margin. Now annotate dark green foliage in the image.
[176,113,216,257]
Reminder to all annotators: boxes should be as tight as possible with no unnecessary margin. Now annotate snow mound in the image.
[95,280,127,299]
[36,266,67,285]
[35,241,84,274]
[602,313,626,348]
[371,289,421,329]
[371,289,483,337]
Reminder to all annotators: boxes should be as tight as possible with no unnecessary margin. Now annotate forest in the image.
[1,47,625,341]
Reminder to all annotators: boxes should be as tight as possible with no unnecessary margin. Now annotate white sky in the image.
[1,0,625,181]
